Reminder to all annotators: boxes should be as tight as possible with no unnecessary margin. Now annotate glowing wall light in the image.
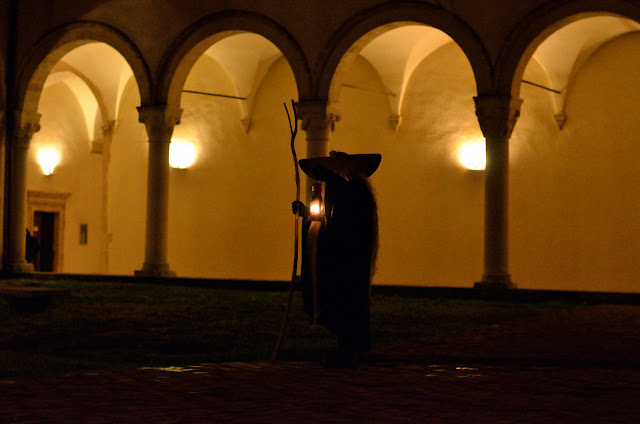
[37,148,61,175]
[169,139,197,169]
[458,139,486,171]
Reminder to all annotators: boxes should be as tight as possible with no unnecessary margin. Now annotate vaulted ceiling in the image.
[40,14,640,136]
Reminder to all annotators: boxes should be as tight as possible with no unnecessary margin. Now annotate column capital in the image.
[92,120,117,154]
[101,120,117,137]
[12,110,41,149]
[295,100,341,133]
[137,105,182,143]
[474,96,522,140]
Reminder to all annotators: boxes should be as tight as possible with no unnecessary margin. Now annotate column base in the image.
[3,261,35,274]
[474,273,517,289]
[134,263,176,278]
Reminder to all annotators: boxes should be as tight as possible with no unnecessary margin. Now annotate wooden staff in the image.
[272,99,299,360]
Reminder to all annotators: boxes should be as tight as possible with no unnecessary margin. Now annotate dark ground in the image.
[2,304,640,423]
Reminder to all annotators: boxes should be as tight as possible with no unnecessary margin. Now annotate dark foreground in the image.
[2,304,640,423]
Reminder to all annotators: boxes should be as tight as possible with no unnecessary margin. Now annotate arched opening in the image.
[509,15,640,292]
[156,32,300,280]
[328,24,483,286]
[26,42,138,274]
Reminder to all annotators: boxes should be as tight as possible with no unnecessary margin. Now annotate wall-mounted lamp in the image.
[37,148,61,175]
[169,139,197,169]
[458,139,486,171]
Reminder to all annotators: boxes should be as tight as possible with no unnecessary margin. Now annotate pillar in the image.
[94,120,116,274]
[474,95,522,289]
[4,110,40,273]
[135,105,182,277]
[296,101,340,202]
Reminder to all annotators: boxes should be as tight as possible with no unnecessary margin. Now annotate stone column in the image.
[296,101,340,202]
[135,105,182,277]
[474,95,522,289]
[95,120,116,274]
[4,110,41,273]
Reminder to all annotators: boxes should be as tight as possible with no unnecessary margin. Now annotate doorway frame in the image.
[27,190,71,272]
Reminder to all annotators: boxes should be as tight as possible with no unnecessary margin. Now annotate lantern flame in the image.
[308,183,324,221]
[310,200,321,215]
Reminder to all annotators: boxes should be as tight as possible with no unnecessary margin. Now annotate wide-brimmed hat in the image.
[299,151,381,181]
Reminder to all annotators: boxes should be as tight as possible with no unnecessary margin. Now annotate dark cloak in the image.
[301,170,378,353]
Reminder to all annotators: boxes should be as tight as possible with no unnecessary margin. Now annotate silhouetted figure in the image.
[25,229,40,265]
[294,151,381,367]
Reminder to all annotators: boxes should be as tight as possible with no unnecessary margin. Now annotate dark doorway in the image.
[34,211,58,272]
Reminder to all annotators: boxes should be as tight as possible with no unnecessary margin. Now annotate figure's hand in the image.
[292,200,308,218]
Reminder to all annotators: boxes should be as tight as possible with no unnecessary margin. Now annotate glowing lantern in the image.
[37,148,61,175]
[169,139,197,169]
[459,139,486,171]
[309,183,324,221]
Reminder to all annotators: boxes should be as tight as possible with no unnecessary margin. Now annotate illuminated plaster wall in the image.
[27,81,104,273]
[333,42,484,286]
[333,34,640,291]
[166,54,299,280]
[107,78,146,275]
[107,43,486,284]
[106,54,300,279]
[511,33,640,292]
[25,32,640,292]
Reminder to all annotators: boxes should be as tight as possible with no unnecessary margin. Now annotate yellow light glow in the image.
[169,140,197,169]
[459,140,486,171]
[37,148,61,175]
[308,183,324,221]
[310,200,321,215]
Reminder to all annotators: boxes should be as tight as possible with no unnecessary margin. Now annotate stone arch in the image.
[47,62,110,147]
[16,21,152,118]
[314,1,492,102]
[157,10,311,107]
[496,0,640,98]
